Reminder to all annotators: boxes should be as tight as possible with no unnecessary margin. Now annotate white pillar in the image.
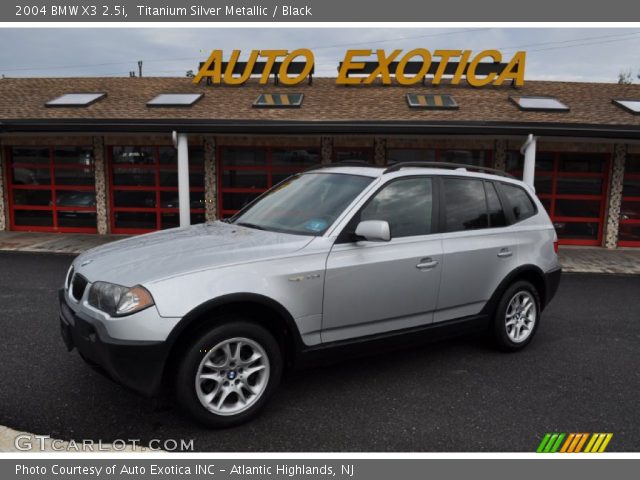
[176,133,191,227]
[520,134,537,188]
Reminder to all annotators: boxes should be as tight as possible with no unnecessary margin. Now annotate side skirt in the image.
[293,314,491,369]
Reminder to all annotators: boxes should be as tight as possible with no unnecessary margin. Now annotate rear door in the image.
[321,176,443,343]
[435,177,519,323]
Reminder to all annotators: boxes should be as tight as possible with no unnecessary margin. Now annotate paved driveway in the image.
[0,252,638,451]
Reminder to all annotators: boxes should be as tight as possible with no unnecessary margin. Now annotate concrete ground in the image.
[0,230,638,274]
[0,252,638,451]
[0,231,127,255]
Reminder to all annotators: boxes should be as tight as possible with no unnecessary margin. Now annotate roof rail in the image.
[383,161,515,178]
[304,160,383,172]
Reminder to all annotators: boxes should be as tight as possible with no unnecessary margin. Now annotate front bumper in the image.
[59,289,168,397]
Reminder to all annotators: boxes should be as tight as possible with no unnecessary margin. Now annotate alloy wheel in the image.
[195,337,270,416]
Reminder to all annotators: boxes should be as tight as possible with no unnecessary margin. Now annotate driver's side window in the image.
[360,177,433,238]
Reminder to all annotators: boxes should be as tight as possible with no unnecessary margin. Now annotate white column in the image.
[521,134,537,188]
[176,133,191,227]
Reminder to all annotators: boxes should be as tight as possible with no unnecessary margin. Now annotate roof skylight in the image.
[45,93,106,107]
[147,93,204,107]
[510,96,569,112]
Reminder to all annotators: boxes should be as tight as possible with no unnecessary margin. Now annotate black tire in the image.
[492,280,541,352]
[175,319,282,428]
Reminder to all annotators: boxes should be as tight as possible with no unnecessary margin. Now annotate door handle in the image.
[497,248,513,258]
[416,258,439,269]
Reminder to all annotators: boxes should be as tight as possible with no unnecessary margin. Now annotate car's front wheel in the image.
[492,280,541,351]
[175,319,282,428]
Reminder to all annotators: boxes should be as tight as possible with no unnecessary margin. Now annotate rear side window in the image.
[500,183,537,222]
[360,177,433,238]
[485,182,507,228]
[442,178,488,232]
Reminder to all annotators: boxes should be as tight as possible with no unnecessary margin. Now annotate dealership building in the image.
[0,75,639,247]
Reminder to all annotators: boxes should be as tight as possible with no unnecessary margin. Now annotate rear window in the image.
[500,183,537,222]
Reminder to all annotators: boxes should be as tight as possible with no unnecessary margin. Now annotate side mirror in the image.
[355,220,391,242]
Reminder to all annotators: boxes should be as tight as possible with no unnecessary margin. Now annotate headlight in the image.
[88,282,154,317]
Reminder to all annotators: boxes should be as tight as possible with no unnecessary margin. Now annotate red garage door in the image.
[218,146,321,218]
[618,154,640,247]
[108,146,205,233]
[5,146,97,233]
[507,151,610,246]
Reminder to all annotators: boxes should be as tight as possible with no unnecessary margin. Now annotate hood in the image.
[73,221,314,286]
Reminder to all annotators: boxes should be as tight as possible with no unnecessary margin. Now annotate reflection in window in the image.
[333,149,373,163]
[272,148,320,166]
[54,147,94,166]
[220,148,267,166]
[442,178,488,232]
[109,145,206,232]
[558,154,605,173]
[553,221,599,240]
[440,150,488,167]
[500,183,536,222]
[386,149,435,164]
[219,146,321,216]
[556,177,603,196]
[555,200,601,218]
[485,182,507,227]
[361,178,433,238]
[623,178,640,197]
[8,146,97,232]
[10,148,50,165]
[112,146,155,165]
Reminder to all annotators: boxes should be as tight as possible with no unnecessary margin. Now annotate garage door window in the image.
[6,146,97,232]
[109,146,205,233]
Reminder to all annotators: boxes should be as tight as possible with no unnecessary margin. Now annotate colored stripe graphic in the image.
[538,433,613,453]
[584,433,613,453]
[536,433,552,453]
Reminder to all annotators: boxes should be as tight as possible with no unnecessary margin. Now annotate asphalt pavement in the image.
[0,251,638,451]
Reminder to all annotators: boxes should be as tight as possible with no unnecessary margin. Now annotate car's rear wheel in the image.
[492,280,540,351]
[175,319,282,428]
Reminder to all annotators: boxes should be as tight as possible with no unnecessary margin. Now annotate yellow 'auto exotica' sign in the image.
[193,49,526,87]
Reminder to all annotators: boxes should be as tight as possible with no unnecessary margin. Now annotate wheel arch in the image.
[162,293,304,385]
[481,264,548,318]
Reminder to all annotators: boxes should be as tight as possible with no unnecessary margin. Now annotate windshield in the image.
[231,172,374,236]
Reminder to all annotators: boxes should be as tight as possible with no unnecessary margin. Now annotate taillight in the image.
[553,240,559,253]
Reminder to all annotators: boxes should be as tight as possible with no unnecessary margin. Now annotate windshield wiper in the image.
[235,222,267,231]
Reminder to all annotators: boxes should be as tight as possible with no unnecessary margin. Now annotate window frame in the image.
[336,175,440,243]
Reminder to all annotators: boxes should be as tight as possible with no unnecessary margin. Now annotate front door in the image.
[322,177,442,343]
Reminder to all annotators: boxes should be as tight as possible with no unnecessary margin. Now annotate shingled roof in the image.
[1,77,640,136]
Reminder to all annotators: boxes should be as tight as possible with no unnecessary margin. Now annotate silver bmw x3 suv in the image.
[59,162,561,427]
